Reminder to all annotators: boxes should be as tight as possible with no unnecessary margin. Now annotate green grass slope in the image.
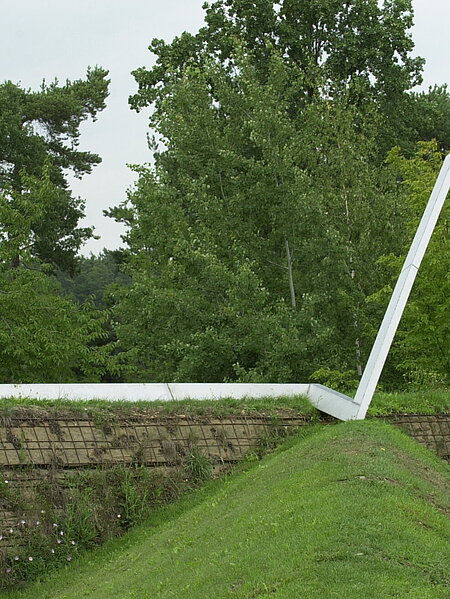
[6,421,450,599]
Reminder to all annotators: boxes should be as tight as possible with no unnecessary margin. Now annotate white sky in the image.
[1,0,449,255]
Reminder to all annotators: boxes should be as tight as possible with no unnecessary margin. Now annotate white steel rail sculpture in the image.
[283,152,450,421]
[0,156,449,420]
[352,153,450,419]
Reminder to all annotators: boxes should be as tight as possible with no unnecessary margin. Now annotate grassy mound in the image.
[5,421,450,599]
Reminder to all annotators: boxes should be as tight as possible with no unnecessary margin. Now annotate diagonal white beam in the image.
[353,154,450,419]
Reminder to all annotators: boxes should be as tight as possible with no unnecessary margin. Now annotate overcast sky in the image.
[1,0,449,255]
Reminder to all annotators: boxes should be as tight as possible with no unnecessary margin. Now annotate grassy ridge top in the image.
[0,394,316,419]
[369,390,450,415]
[7,420,450,599]
[0,390,449,418]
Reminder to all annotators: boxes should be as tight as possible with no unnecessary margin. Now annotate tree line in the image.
[1,0,449,390]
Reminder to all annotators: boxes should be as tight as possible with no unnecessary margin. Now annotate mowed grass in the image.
[1,388,449,417]
[368,390,450,415]
[0,394,316,418]
[5,420,449,599]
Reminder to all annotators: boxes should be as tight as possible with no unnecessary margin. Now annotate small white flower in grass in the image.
[0,535,3,540]
[28,556,33,561]
[9,528,13,534]
[36,521,41,526]
[4,480,8,484]
[60,530,64,536]
[52,523,58,528]
[6,567,12,573]
[71,540,76,545]
[67,556,72,562]
[51,549,55,554]
[14,556,19,561]
[20,520,26,525]
[117,514,121,518]
[57,540,62,544]
[40,510,45,514]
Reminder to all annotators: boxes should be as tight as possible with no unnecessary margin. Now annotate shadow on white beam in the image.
[306,384,360,420]
[0,382,362,421]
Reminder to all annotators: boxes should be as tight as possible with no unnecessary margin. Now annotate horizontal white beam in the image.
[0,383,172,402]
[0,383,361,420]
[0,382,309,403]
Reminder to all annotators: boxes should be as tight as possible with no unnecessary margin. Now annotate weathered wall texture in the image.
[2,411,448,470]
[0,412,311,469]
[380,414,450,462]
[0,410,311,540]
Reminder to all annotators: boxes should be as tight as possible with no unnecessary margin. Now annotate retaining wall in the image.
[0,412,312,471]
[0,410,311,537]
[379,413,450,462]
[1,410,449,553]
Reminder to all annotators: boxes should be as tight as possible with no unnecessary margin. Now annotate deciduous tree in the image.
[0,166,125,383]
[112,45,404,382]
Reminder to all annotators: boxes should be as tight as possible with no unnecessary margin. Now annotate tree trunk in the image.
[285,239,296,310]
[344,196,362,376]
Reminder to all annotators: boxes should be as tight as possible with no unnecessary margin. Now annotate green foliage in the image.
[55,251,130,309]
[0,67,126,384]
[113,24,411,383]
[0,67,109,271]
[0,466,180,589]
[0,269,114,382]
[371,142,450,387]
[0,168,127,383]
[185,448,213,483]
[113,1,450,389]
[402,85,450,155]
[309,367,360,393]
[131,0,439,157]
